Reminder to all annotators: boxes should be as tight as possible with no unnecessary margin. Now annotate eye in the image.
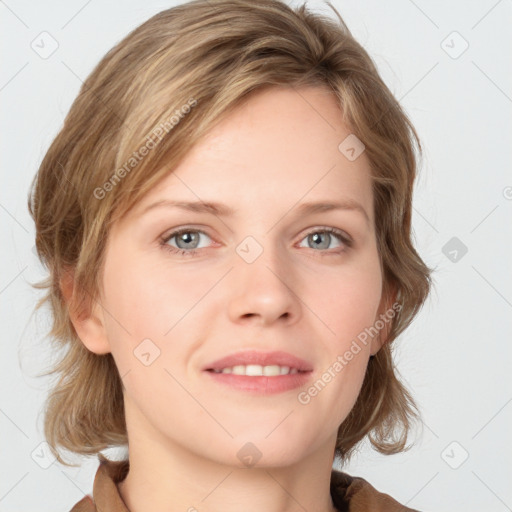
[297,227,352,255]
[159,226,352,258]
[159,228,213,257]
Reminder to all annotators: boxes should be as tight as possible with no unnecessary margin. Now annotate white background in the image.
[1,1,511,511]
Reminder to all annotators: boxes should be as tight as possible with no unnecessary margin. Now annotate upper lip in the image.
[203,350,313,372]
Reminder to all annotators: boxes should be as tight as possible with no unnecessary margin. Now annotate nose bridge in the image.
[227,232,300,325]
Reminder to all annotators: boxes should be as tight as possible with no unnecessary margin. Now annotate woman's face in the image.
[88,85,386,467]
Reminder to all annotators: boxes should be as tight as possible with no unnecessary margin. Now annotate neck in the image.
[117,404,339,512]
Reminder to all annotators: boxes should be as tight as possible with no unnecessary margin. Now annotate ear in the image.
[60,268,111,355]
[370,284,398,356]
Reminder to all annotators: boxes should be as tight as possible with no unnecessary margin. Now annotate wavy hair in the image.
[27,0,432,466]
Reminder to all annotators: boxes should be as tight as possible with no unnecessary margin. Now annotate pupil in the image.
[178,232,197,248]
[311,232,329,249]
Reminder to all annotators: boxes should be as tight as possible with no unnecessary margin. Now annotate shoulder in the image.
[330,469,420,512]
[69,494,95,512]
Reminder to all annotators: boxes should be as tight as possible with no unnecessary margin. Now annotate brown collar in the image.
[70,454,419,512]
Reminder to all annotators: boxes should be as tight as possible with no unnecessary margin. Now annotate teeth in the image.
[214,365,300,376]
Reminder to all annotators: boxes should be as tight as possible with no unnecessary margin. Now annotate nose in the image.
[227,244,302,327]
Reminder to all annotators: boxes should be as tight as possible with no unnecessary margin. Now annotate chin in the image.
[219,437,307,470]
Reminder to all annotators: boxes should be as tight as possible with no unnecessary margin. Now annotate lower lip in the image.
[203,370,313,394]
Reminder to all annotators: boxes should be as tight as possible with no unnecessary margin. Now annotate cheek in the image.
[308,261,381,420]
[99,251,169,363]
[309,255,382,349]
[102,249,200,335]
[100,249,214,378]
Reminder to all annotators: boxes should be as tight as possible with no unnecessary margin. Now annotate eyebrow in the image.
[141,199,370,225]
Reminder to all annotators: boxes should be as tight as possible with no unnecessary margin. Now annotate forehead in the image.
[124,85,373,225]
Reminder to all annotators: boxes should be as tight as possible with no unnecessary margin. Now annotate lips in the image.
[202,349,313,372]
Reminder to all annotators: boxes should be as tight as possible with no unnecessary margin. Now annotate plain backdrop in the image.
[1,1,511,511]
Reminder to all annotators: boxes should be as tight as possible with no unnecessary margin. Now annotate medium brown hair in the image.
[27,0,432,467]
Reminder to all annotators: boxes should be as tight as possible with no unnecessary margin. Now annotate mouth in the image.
[202,350,313,394]
[202,349,313,373]
[205,365,309,376]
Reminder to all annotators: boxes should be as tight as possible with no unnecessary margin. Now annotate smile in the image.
[208,364,304,376]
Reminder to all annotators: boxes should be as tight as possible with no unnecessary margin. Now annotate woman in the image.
[28,1,432,510]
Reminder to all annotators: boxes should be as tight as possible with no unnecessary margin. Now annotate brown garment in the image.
[70,453,419,512]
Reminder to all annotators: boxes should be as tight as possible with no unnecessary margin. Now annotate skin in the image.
[64,85,391,512]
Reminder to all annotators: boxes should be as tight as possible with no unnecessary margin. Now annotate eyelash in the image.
[159,226,353,258]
